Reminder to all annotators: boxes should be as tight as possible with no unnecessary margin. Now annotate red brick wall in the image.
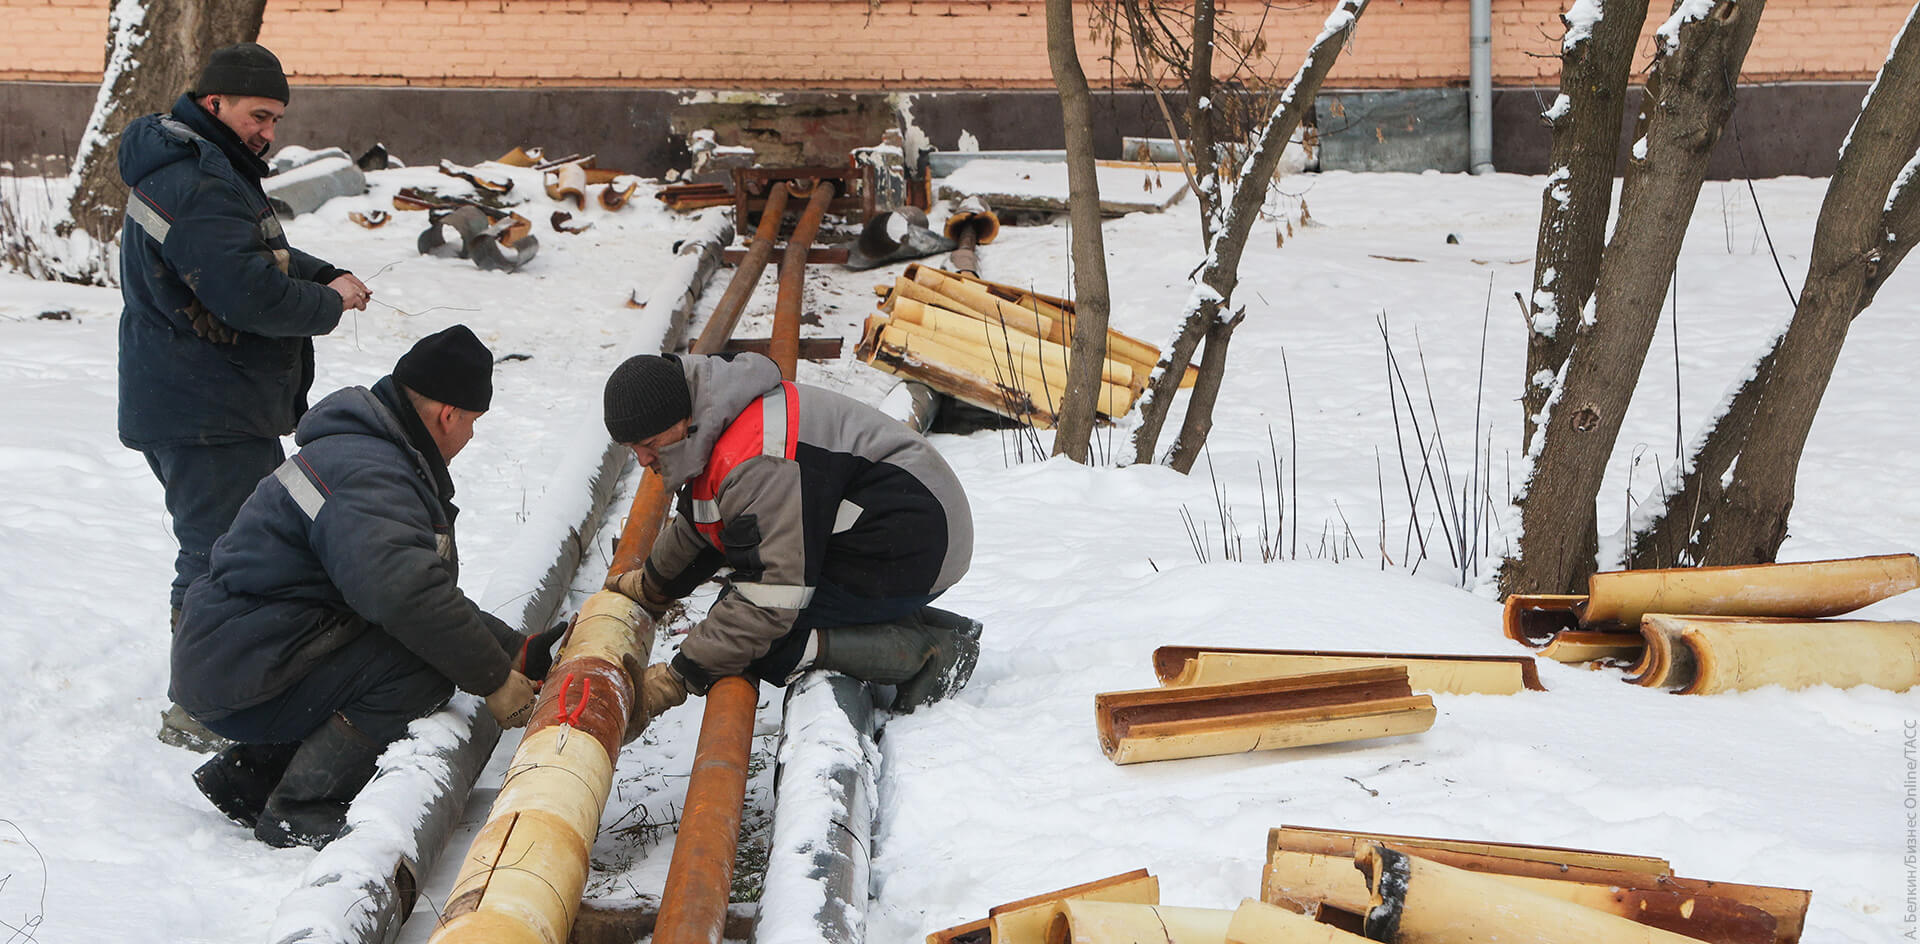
[2,0,1908,89]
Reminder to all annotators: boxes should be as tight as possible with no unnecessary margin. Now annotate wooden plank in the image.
[721,337,844,362]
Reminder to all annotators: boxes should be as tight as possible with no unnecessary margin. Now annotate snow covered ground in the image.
[1,162,1915,943]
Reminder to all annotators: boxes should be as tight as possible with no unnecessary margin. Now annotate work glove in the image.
[605,570,673,620]
[623,662,690,741]
[486,670,539,729]
[187,300,239,345]
[515,620,569,683]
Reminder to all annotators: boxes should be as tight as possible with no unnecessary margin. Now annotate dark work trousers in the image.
[203,626,455,746]
[142,437,285,609]
[750,580,945,685]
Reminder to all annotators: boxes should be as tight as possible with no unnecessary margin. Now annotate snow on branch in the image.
[1562,0,1605,51]
[1654,0,1719,55]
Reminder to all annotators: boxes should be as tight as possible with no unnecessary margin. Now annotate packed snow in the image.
[1,160,1915,944]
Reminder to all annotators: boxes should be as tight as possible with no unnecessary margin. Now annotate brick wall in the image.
[1,0,1908,89]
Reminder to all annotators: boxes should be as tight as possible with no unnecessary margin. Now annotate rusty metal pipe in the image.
[653,675,759,944]
[771,180,835,380]
[696,184,792,355]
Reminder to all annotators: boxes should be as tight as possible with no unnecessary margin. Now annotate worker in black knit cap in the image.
[170,326,569,849]
[602,352,980,737]
[117,41,373,752]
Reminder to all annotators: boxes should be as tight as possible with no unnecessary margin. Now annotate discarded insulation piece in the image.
[552,210,593,234]
[993,870,1161,944]
[899,264,1194,388]
[1226,899,1374,944]
[495,145,544,167]
[890,298,1136,388]
[1269,825,1669,876]
[437,158,514,193]
[417,205,540,272]
[1504,554,1920,642]
[1048,901,1232,944]
[859,317,1060,429]
[347,209,389,229]
[924,869,1158,944]
[1630,614,1920,694]
[547,161,589,209]
[600,179,639,211]
[1262,828,1807,944]
[1094,666,1434,765]
[1152,646,1544,694]
[1583,554,1917,629]
[1355,845,1737,944]
[1536,630,1645,664]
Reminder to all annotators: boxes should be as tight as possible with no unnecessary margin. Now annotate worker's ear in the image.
[434,401,460,432]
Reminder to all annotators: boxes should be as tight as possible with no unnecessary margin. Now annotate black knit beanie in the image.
[604,355,692,443]
[193,43,291,104]
[393,325,493,412]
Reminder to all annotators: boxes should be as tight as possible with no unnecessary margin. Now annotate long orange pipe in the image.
[692,183,792,357]
[655,180,820,944]
[770,180,836,379]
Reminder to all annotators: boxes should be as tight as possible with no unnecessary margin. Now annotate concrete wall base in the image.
[2,81,1863,180]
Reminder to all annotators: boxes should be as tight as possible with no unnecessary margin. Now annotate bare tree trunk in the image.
[1046,0,1113,463]
[1167,307,1244,472]
[1627,9,1920,568]
[1522,0,1650,449]
[1500,0,1768,596]
[65,0,267,251]
[1188,0,1218,245]
[1128,0,1222,464]
[1136,0,1370,468]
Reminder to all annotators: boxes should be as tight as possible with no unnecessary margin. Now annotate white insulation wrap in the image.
[753,673,880,944]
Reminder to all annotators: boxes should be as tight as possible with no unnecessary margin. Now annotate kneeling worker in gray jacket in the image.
[172,326,564,848]
[601,352,980,730]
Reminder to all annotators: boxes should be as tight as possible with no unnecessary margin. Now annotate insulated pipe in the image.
[1469,0,1494,174]
[697,184,793,355]
[771,180,836,379]
[429,591,655,944]
[752,673,878,944]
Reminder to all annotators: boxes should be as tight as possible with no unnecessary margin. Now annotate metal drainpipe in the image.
[1470,0,1495,174]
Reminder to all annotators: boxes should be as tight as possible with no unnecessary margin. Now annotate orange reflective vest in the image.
[688,381,798,548]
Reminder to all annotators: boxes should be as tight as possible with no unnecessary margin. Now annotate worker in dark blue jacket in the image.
[116,43,372,750]
[173,326,564,849]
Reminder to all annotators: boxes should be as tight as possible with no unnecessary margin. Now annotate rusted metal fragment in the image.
[599,179,639,211]
[438,159,514,193]
[496,145,544,167]
[551,211,593,234]
[417,205,540,272]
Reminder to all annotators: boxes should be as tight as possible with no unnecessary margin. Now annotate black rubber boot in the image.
[254,714,385,849]
[814,607,982,712]
[193,742,300,828]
